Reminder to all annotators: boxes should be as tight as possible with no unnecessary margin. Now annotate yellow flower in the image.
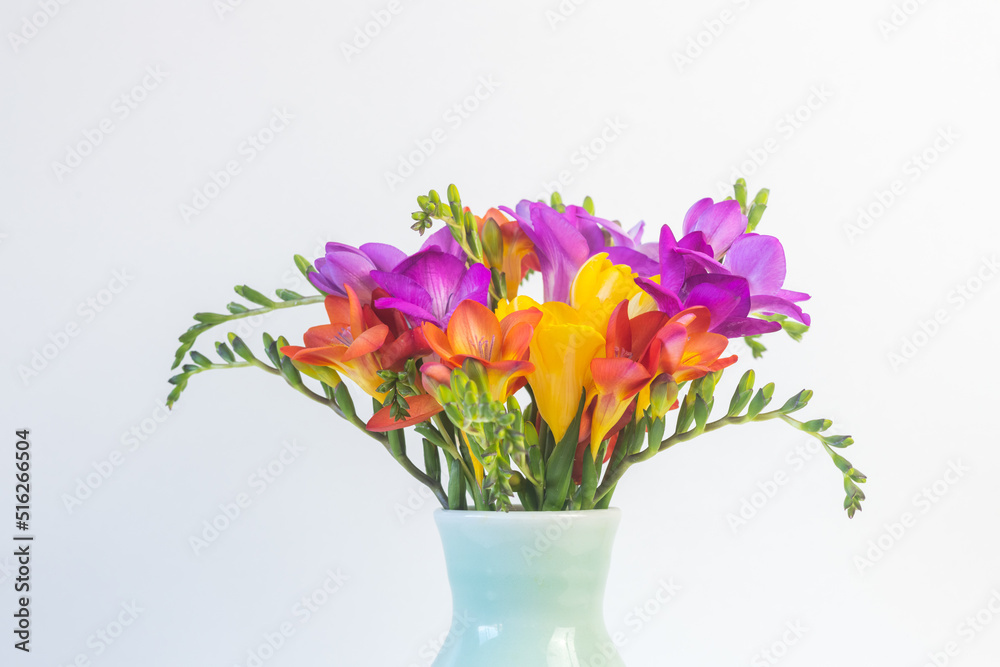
[498,295,605,442]
[570,254,642,331]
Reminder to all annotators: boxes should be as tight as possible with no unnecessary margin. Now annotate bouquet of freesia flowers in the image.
[167,181,865,516]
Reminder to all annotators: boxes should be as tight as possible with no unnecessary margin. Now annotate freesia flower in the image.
[681,198,746,260]
[371,250,491,328]
[280,285,441,430]
[628,225,782,338]
[421,300,541,402]
[478,208,539,298]
[569,253,643,331]
[281,286,390,399]
[609,198,810,333]
[497,294,605,443]
[499,200,631,303]
[419,225,466,260]
[588,302,737,454]
[721,233,811,326]
[309,242,407,301]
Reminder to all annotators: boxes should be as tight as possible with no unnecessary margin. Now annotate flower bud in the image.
[460,358,489,396]
[482,217,504,269]
[649,375,679,419]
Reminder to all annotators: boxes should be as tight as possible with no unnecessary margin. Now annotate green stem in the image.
[172,294,325,369]
[433,415,484,508]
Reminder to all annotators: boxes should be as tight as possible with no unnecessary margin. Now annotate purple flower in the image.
[370,250,490,328]
[499,200,630,303]
[419,225,467,260]
[682,198,746,260]
[602,194,811,337]
[310,242,406,301]
[722,234,811,326]
[638,272,781,339]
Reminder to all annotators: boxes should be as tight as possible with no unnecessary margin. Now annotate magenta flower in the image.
[638,271,782,338]
[499,200,631,303]
[723,234,811,326]
[310,242,406,301]
[371,249,490,328]
[419,225,466,260]
[682,198,746,260]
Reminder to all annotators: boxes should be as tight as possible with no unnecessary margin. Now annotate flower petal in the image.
[686,199,746,257]
[723,234,787,294]
[447,263,491,322]
[446,299,501,361]
[366,394,444,432]
[342,324,389,362]
[635,277,683,316]
[359,242,407,272]
[372,297,440,327]
[605,246,660,277]
[682,198,714,236]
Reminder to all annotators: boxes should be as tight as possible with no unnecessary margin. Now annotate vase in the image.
[431,507,626,666]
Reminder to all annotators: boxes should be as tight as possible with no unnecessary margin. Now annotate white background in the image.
[3,1,1000,665]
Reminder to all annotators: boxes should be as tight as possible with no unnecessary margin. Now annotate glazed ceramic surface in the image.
[431,508,625,666]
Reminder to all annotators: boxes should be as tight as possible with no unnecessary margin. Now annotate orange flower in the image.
[421,299,542,402]
[478,208,539,298]
[280,285,441,430]
[588,302,738,454]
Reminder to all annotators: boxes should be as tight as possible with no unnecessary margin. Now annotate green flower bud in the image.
[649,376,679,419]
[482,217,504,268]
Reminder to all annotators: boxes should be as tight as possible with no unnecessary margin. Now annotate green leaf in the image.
[423,438,441,483]
[779,389,813,414]
[189,351,213,368]
[215,342,236,364]
[802,418,832,432]
[275,288,303,301]
[228,333,256,362]
[823,435,854,449]
[734,179,747,213]
[675,392,696,434]
[693,395,709,431]
[727,389,753,417]
[172,323,213,369]
[781,319,809,341]
[646,416,667,455]
[744,335,767,358]
[747,203,766,231]
[747,383,775,418]
[542,393,587,511]
[294,254,316,281]
[262,333,281,367]
[447,456,464,510]
[580,446,598,509]
[279,356,302,387]
[550,191,564,212]
[235,285,276,307]
[830,451,853,475]
[192,312,229,324]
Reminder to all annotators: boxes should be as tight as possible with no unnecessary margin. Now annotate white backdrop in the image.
[3,1,1000,665]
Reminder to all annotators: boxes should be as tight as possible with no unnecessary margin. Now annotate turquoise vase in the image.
[431,508,626,666]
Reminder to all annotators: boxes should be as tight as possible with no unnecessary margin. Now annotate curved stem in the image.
[172,293,325,368]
